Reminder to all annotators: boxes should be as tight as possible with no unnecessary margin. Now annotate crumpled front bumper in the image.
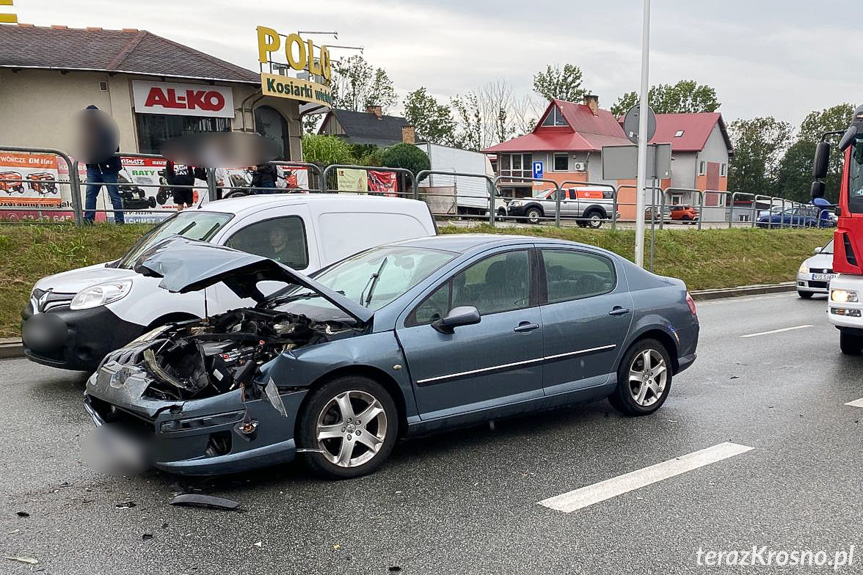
[84,359,308,476]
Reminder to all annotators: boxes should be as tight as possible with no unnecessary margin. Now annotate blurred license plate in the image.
[813,273,835,281]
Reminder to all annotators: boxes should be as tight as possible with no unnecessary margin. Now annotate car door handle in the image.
[513,322,540,333]
[608,306,631,316]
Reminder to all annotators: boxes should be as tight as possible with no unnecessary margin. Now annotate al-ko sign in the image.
[256,27,332,108]
[132,80,234,118]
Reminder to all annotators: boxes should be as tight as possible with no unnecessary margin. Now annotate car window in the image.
[408,250,531,325]
[116,210,232,269]
[542,249,616,303]
[225,216,309,270]
[822,239,834,254]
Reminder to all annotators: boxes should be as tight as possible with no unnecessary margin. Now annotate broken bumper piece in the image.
[84,361,307,476]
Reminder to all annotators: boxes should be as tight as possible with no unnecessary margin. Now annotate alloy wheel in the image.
[315,390,388,468]
[628,349,668,407]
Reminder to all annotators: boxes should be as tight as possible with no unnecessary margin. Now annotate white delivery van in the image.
[21,194,437,371]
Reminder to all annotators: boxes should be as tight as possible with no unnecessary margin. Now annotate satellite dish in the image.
[623,105,657,145]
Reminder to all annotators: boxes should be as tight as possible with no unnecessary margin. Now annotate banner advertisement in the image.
[0,152,72,222]
[368,170,398,196]
[337,168,369,192]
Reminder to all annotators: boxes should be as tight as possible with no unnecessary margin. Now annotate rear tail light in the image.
[685,292,697,315]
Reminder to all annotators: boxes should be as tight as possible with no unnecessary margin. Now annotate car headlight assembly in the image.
[70,280,133,310]
[798,263,808,274]
[831,289,859,304]
[510,200,523,207]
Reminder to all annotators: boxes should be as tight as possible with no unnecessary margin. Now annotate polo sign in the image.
[256,27,332,108]
[132,81,234,118]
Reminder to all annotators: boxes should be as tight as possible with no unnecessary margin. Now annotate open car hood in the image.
[133,236,373,324]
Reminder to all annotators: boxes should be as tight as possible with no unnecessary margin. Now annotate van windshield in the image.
[115,211,233,269]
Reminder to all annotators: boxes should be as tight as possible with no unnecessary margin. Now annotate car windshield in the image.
[115,211,233,269]
[276,246,457,314]
[822,239,834,255]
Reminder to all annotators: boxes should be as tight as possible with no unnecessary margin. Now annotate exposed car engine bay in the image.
[136,309,360,400]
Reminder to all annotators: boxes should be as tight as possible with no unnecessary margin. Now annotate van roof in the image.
[198,193,430,219]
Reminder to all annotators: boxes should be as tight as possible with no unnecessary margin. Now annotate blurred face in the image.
[269,227,287,248]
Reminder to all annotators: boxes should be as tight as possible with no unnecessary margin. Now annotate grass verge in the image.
[0,222,833,338]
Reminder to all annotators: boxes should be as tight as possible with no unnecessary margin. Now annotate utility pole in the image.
[634,0,651,268]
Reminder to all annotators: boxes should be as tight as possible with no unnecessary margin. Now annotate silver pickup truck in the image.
[506,187,618,228]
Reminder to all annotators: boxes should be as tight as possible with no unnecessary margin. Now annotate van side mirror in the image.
[811,180,826,199]
[813,142,830,179]
[432,306,481,334]
[814,247,823,254]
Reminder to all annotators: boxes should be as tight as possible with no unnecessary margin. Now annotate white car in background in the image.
[797,239,835,298]
[21,195,437,371]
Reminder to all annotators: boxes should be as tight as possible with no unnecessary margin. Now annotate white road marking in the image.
[538,442,754,513]
[845,398,863,408]
[740,325,813,338]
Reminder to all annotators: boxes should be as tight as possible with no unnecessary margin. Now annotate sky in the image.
[11,0,863,128]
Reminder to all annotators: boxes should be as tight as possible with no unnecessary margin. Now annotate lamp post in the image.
[634,0,651,268]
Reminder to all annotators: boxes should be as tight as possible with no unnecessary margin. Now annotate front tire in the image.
[840,331,863,356]
[298,376,398,479]
[525,207,542,225]
[609,339,672,416]
[586,210,604,229]
[797,290,813,299]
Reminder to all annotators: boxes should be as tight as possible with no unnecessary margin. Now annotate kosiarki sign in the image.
[256,27,332,108]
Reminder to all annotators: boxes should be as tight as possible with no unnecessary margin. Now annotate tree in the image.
[451,80,521,151]
[533,64,587,103]
[301,134,356,166]
[451,92,483,151]
[403,88,457,146]
[330,55,397,112]
[727,117,792,198]
[610,80,721,117]
[381,143,431,183]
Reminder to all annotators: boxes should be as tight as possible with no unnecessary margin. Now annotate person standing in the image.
[250,163,277,193]
[165,160,205,210]
[82,105,124,224]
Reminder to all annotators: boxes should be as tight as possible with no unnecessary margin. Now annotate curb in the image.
[0,337,24,360]
[690,282,797,301]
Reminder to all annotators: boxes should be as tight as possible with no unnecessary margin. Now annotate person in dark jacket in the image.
[165,160,205,210]
[82,105,124,223]
[249,163,277,192]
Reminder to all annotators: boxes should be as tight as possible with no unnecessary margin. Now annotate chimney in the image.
[366,105,382,119]
[401,125,416,145]
[583,94,599,116]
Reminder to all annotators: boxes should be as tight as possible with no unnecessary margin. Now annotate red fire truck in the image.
[813,104,863,353]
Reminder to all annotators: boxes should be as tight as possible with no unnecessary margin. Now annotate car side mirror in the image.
[432,306,481,334]
[813,247,823,254]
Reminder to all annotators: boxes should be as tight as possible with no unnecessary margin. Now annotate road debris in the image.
[5,556,39,565]
[115,502,136,509]
[168,494,239,510]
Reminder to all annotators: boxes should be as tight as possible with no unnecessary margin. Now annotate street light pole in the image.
[634,0,651,268]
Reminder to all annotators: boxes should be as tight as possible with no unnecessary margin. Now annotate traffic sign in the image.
[532,161,543,179]
[623,105,657,145]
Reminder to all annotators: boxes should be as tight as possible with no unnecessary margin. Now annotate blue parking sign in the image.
[532,161,543,179]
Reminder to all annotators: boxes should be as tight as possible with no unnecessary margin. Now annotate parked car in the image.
[669,205,699,222]
[756,206,829,228]
[21,195,437,371]
[797,239,835,298]
[83,234,699,478]
[507,187,617,227]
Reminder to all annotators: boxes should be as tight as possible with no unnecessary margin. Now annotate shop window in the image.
[135,115,230,155]
[255,106,290,160]
[553,154,568,172]
[499,154,533,181]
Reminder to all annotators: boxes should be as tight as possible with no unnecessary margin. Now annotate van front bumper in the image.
[21,303,145,371]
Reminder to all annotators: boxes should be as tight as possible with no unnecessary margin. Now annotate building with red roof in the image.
[484,96,734,220]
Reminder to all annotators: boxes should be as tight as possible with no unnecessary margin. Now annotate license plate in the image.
[812,273,835,281]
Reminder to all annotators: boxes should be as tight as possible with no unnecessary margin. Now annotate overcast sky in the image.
[15,0,863,128]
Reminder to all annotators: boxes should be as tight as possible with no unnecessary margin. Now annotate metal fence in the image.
[0,148,837,231]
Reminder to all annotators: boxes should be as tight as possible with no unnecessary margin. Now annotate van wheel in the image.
[609,339,672,416]
[797,291,813,299]
[840,331,863,356]
[298,376,398,479]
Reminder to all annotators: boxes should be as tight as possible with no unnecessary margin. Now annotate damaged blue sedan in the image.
[84,234,699,479]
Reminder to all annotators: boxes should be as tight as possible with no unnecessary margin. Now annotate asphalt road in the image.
[2,292,863,574]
